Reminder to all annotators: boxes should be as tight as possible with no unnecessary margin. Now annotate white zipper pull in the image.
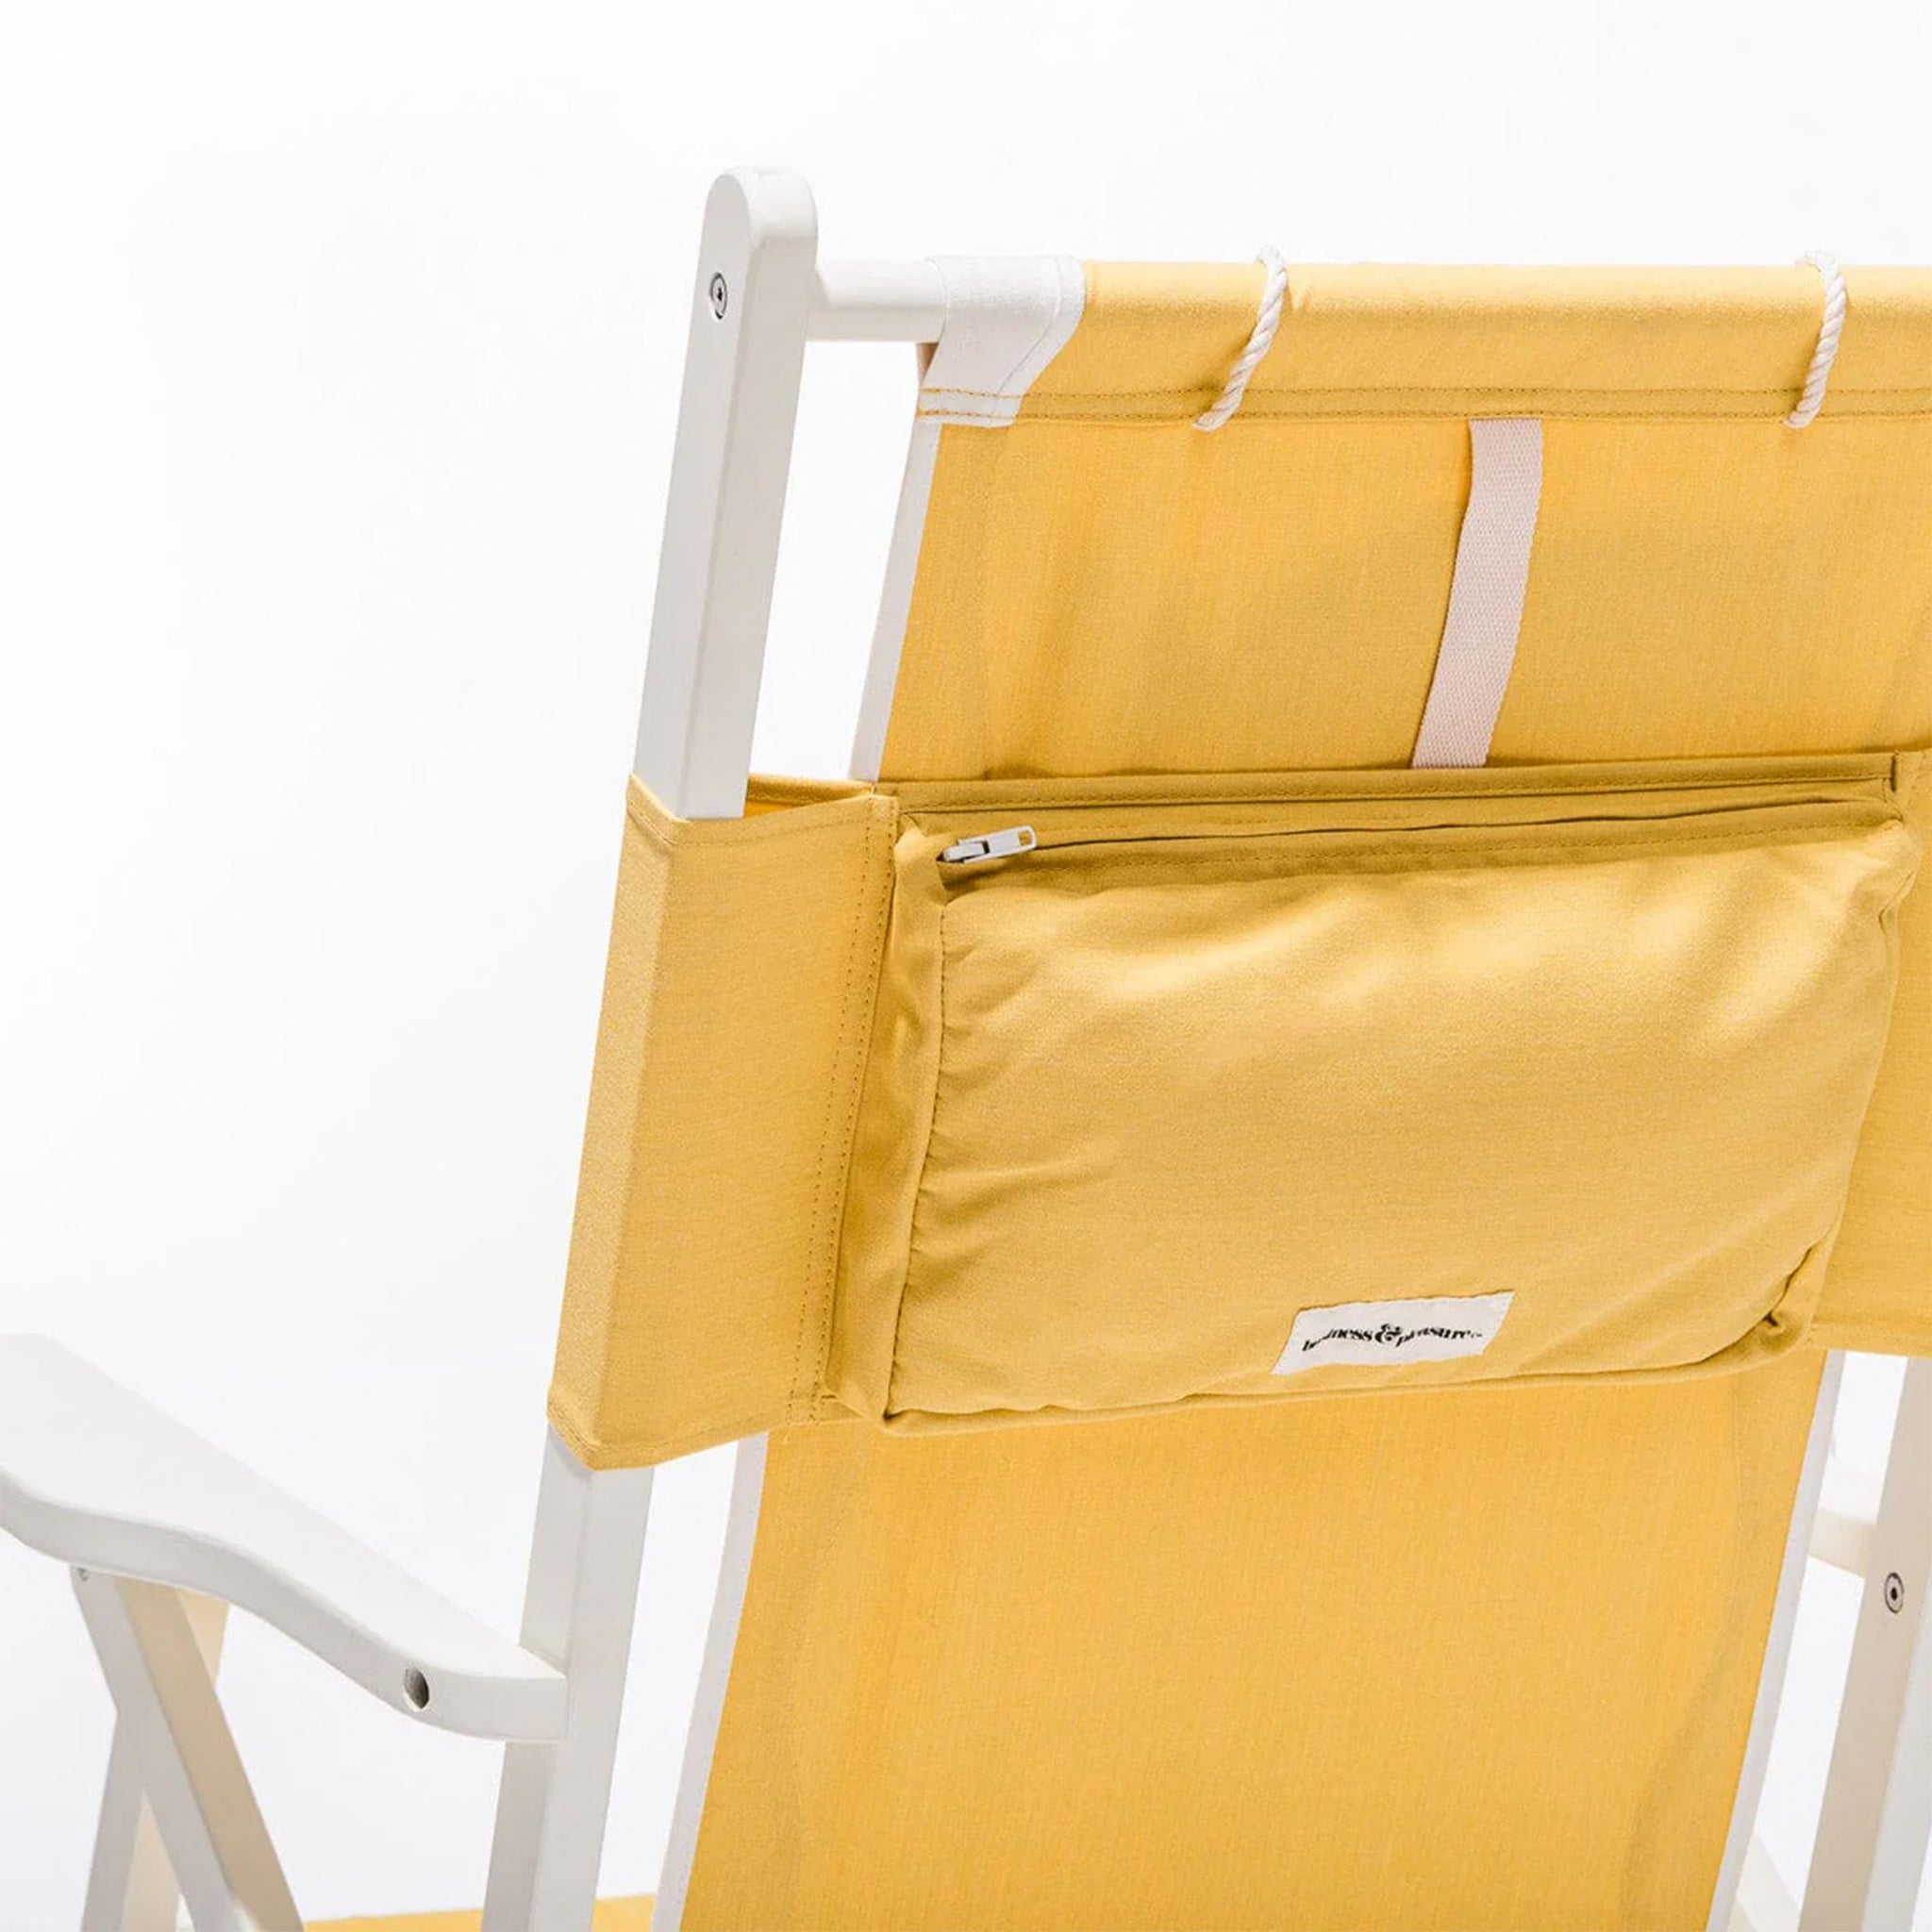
[938,824,1038,866]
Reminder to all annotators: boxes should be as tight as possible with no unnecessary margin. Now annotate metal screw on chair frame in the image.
[708,272,729,319]
[1883,1570,1906,1614]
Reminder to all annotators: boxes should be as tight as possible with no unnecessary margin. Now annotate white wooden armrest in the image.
[0,1336,565,1741]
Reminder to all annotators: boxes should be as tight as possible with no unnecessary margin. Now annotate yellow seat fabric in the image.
[685,1363,1822,1930]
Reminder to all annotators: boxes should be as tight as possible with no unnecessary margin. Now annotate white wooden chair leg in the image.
[1730,1828,1799,1932]
[72,1571,297,1932]
[85,1592,227,1931]
[481,1432,653,1930]
[1710,1355,1844,1932]
[85,1734,166,1932]
[1803,1356,1932,1931]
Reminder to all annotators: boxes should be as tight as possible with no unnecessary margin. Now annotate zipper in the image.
[931,787,1878,874]
[938,821,1307,869]
[938,825,1038,866]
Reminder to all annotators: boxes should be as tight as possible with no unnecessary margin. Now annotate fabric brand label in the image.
[1272,1291,1514,1375]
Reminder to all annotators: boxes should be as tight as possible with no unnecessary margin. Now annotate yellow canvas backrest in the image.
[615,260,1932,1930]
[550,260,1932,1472]
[880,260,1932,1363]
[887,262,1932,776]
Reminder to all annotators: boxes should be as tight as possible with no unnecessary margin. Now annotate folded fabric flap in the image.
[547,777,896,1470]
[1024,262,1932,422]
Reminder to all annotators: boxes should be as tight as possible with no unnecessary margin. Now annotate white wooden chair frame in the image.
[1,168,1927,1932]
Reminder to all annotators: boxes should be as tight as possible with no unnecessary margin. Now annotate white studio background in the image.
[3,2,1931,1922]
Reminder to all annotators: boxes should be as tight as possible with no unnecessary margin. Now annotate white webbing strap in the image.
[1410,417,1544,769]
[916,257,1086,427]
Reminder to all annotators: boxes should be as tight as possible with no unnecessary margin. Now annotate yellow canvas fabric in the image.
[1000,262,1932,424]
[831,756,1916,1431]
[891,265,1932,780]
[1823,760,1932,1352]
[664,261,1932,1932]
[683,1357,1824,1931]
[548,268,1932,1470]
[547,775,894,1469]
[551,751,1921,1464]
[881,262,1932,1360]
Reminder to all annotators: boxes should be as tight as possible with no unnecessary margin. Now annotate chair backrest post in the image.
[486,169,824,1927]
[632,167,818,821]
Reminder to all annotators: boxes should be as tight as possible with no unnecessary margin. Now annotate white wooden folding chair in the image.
[3,169,1930,1932]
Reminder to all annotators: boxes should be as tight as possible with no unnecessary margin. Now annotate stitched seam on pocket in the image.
[792,802,895,1425]
[889,759,1897,818]
[883,891,958,1421]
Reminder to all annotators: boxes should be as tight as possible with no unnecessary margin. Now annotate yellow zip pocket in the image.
[831,756,1922,1431]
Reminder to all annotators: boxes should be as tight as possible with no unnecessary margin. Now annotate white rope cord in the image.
[1786,251,1847,428]
[1194,246,1289,430]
